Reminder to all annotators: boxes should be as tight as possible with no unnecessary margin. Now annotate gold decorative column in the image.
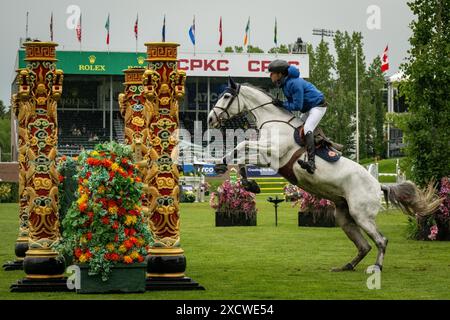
[118,67,149,177]
[10,41,66,291]
[142,42,190,281]
[3,83,30,271]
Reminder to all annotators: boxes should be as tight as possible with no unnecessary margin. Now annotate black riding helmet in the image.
[268,59,289,75]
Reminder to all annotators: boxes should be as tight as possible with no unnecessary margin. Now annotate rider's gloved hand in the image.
[272,99,284,108]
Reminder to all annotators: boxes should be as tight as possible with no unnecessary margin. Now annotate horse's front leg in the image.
[217,140,275,193]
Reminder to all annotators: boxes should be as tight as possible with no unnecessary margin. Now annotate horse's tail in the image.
[381,181,442,217]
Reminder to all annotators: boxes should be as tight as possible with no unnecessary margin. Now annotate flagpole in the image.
[26,11,29,40]
[355,44,359,163]
[194,15,196,56]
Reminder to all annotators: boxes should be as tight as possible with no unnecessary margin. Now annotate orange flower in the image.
[78,202,88,212]
[123,256,133,264]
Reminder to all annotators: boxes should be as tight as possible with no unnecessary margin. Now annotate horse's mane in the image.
[241,83,277,100]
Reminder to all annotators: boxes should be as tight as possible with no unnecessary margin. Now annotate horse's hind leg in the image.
[352,214,388,271]
[332,203,372,272]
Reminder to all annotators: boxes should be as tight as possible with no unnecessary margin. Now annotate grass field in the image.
[0,201,449,300]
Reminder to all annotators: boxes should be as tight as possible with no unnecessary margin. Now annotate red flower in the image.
[129,236,138,244]
[86,172,92,179]
[124,239,134,250]
[86,232,92,240]
[135,177,142,183]
[112,221,119,230]
[102,159,113,168]
[87,212,94,221]
[114,234,119,242]
[87,158,101,166]
[58,175,64,183]
[137,256,144,263]
[118,207,126,216]
[78,202,88,212]
[85,249,92,258]
[110,253,120,261]
[109,171,115,180]
[101,216,110,225]
[74,248,82,258]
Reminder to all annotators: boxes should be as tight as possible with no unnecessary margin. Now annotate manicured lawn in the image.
[0,201,449,300]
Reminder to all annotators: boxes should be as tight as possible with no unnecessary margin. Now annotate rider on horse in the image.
[268,59,328,174]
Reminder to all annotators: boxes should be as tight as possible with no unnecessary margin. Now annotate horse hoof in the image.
[330,263,354,272]
[242,180,261,194]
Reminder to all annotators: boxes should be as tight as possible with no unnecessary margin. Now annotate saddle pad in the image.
[294,127,340,163]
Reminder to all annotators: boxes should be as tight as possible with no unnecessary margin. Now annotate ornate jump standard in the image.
[10,41,67,292]
[3,80,31,271]
[140,42,202,290]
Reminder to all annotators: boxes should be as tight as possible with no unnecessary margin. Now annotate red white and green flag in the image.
[134,14,138,40]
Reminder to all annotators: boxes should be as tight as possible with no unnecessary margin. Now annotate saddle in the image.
[294,126,343,163]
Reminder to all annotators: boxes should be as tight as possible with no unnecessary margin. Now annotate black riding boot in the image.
[298,131,316,174]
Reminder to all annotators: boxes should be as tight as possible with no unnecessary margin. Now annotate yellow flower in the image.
[83,179,89,185]
[98,185,106,194]
[106,243,115,252]
[137,238,146,246]
[90,151,99,156]
[125,215,137,226]
[119,245,127,253]
[130,251,140,259]
[108,206,118,215]
[129,178,134,183]
[111,163,119,171]
[76,194,88,205]
[79,254,87,263]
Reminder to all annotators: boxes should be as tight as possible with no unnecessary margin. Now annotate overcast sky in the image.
[0,0,414,105]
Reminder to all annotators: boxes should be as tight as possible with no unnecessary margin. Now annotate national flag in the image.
[381,45,389,73]
[76,13,82,43]
[105,14,110,45]
[243,17,250,46]
[189,16,195,45]
[162,15,166,42]
[219,16,223,47]
[274,17,277,46]
[134,14,138,40]
[50,12,54,41]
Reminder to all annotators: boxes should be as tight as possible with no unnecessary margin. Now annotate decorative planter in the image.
[298,207,336,227]
[77,263,147,294]
[215,211,257,227]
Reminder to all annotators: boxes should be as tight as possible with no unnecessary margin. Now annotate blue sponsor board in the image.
[182,164,217,176]
[246,165,280,177]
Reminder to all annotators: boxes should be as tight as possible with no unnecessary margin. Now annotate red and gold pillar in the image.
[142,43,187,279]
[119,67,149,177]
[3,79,31,271]
[11,41,66,290]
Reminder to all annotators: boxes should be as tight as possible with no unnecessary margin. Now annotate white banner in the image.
[177,52,309,78]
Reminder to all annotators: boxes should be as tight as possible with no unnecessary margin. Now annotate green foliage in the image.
[55,142,152,281]
[57,156,78,226]
[247,45,264,53]
[0,117,11,162]
[0,182,18,203]
[399,0,450,186]
[268,44,289,54]
[224,46,234,53]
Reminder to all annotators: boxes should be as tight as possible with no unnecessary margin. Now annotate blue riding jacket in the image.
[281,66,324,113]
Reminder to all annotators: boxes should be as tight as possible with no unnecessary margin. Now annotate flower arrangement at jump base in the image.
[289,185,336,227]
[407,177,450,241]
[210,179,257,226]
[56,142,152,291]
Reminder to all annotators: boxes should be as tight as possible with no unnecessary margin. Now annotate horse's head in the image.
[208,77,244,128]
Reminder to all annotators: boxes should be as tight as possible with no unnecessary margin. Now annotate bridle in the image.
[211,84,274,128]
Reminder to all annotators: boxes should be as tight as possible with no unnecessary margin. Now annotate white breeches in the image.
[300,106,327,134]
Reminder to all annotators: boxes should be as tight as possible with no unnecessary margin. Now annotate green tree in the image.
[268,44,289,54]
[0,100,7,119]
[0,100,11,161]
[234,46,244,53]
[398,0,450,186]
[224,46,234,53]
[246,45,264,53]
